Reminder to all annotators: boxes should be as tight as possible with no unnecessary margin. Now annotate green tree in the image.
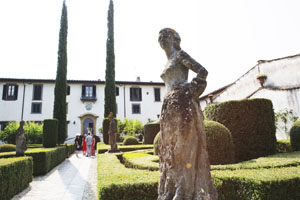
[104,0,116,118]
[53,0,68,144]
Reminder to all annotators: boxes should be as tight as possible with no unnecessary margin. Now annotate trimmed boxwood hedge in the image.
[143,120,160,144]
[97,153,159,200]
[290,118,300,151]
[212,166,300,200]
[97,142,153,154]
[204,120,235,165]
[0,157,33,200]
[276,140,292,153]
[123,136,139,145]
[0,144,16,152]
[0,146,67,176]
[99,152,300,200]
[122,152,159,171]
[43,119,58,147]
[204,98,277,162]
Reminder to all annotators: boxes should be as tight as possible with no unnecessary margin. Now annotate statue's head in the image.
[20,121,25,127]
[158,28,181,50]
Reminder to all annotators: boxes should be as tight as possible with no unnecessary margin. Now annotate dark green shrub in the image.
[0,157,33,200]
[153,131,160,155]
[276,140,292,153]
[143,120,160,144]
[204,120,235,164]
[290,118,300,151]
[0,144,16,152]
[43,119,58,148]
[97,143,153,154]
[123,136,139,145]
[204,98,277,162]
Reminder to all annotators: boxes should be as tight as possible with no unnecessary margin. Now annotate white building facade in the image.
[0,78,165,140]
[200,54,300,139]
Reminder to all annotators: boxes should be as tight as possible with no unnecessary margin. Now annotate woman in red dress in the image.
[82,134,87,156]
[91,135,95,156]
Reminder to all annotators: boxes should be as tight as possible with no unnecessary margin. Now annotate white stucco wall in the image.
[200,54,300,140]
[0,79,165,141]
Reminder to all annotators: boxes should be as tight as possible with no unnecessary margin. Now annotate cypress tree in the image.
[104,0,116,118]
[53,0,68,144]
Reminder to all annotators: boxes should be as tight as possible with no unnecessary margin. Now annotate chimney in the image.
[136,76,141,81]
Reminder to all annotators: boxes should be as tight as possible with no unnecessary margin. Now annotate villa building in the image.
[200,53,300,139]
[0,78,165,140]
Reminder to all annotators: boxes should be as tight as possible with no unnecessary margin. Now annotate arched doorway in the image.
[83,118,93,135]
[79,113,98,136]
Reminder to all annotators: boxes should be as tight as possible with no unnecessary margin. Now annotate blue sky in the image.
[1,0,300,95]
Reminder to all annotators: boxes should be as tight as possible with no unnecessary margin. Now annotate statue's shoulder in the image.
[177,50,191,60]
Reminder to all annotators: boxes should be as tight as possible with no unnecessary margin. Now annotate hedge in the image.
[97,142,153,154]
[43,119,58,147]
[290,118,300,151]
[65,143,75,158]
[204,120,235,164]
[204,98,277,162]
[0,157,33,200]
[122,152,159,171]
[99,152,300,199]
[276,140,292,153]
[143,121,160,144]
[0,144,16,152]
[123,136,139,145]
[121,151,300,172]
[0,146,67,176]
[212,166,300,200]
[97,153,159,200]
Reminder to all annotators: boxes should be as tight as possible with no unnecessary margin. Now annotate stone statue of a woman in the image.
[157,28,218,200]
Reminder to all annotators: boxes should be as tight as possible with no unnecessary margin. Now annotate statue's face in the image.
[159,32,174,50]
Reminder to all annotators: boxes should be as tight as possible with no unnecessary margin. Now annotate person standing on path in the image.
[86,133,93,157]
[82,134,87,156]
[75,134,81,157]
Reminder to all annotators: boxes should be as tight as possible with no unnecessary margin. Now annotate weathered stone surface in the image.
[108,112,119,152]
[157,28,218,200]
[16,121,27,157]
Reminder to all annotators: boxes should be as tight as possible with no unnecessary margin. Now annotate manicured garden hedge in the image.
[0,144,16,152]
[290,118,300,151]
[204,98,277,162]
[143,120,160,144]
[212,166,300,200]
[97,142,153,154]
[0,146,67,176]
[43,119,58,147]
[0,157,33,200]
[99,152,300,199]
[97,153,159,200]
[122,152,159,171]
[276,140,292,153]
[204,120,235,164]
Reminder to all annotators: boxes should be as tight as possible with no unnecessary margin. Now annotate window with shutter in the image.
[81,85,97,101]
[130,87,142,101]
[33,85,43,100]
[154,88,161,102]
[31,102,42,114]
[2,84,18,100]
[132,104,141,114]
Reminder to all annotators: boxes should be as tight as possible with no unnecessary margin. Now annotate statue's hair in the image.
[159,28,181,50]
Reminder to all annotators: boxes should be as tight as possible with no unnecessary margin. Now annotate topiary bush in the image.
[123,136,139,145]
[204,98,277,162]
[290,118,300,151]
[153,131,160,155]
[204,120,235,165]
[0,144,16,152]
[143,120,160,144]
[43,119,58,148]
